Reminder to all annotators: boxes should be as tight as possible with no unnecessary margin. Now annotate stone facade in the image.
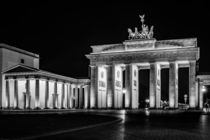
[0,44,90,109]
[86,38,201,109]
[0,37,209,110]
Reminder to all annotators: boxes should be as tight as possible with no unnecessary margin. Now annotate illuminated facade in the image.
[0,14,209,110]
[0,44,90,109]
[86,38,201,109]
[86,15,206,109]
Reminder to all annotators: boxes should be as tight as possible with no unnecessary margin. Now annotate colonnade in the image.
[4,76,89,109]
[90,60,198,109]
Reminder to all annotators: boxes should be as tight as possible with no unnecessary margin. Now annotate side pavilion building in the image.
[0,43,90,109]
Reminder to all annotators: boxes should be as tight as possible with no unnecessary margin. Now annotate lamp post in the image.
[201,85,208,112]
[202,86,207,104]
[184,94,188,105]
[145,99,150,108]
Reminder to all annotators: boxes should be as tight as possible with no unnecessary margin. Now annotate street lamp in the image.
[201,85,207,104]
[202,86,207,92]
[184,94,188,105]
[145,99,150,108]
[122,89,126,94]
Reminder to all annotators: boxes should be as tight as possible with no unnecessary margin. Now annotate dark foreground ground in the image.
[0,111,118,139]
[1,109,210,140]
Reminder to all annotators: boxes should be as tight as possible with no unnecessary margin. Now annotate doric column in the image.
[6,78,10,108]
[84,85,89,109]
[35,78,40,108]
[70,84,74,108]
[67,83,71,108]
[95,66,99,108]
[112,65,116,108]
[155,64,161,108]
[195,79,199,108]
[79,85,83,108]
[199,82,203,109]
[149,63,161,108]
[61,82,65,108]
[75,86,79,108]
[14,78,19,108]
[169,62,178,108]
[90,65,97,108]
[45,80,49,108]
[189,61,196,108]
[53,81,58,108]
[106,65,114,108]
[149,63,156,108]
[125,64,132,108]
[87,85,90,109]
[25,78,30,109]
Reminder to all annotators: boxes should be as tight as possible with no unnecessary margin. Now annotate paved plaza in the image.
[0,110,210,140]
[41,111,210,140]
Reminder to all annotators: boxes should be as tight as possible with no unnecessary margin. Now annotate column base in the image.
[44,107,50,109]
[35,107,41,110]
[15,107,20,110]
[168,107,179,110]
[61,107,67,109]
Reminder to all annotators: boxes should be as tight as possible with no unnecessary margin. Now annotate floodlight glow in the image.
[145,108,150,116]
[122,89,126,94]
[120,109,126,123]
[202,86,207,92]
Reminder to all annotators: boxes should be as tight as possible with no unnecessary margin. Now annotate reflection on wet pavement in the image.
[40,111,210,140]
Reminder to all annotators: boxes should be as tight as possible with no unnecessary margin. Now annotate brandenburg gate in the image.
[86,15,200,109]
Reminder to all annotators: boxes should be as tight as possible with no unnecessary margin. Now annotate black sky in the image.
[0,1,210,78]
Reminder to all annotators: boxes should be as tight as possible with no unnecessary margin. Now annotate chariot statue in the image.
[128,14,154,40]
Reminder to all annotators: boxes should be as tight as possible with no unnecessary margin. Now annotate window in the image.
[20,59,24,64]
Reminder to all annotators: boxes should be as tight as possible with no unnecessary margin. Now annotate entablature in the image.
[87,47,199,65]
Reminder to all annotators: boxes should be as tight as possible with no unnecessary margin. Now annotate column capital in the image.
[5,76,15,80]
[14,76,26,79]
[89,65,96,68]
[189,60,196,63]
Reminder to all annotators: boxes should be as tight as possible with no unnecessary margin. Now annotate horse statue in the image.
[128,28,135,39]
[148,26,154,39]
[140,24,154,39]
[128,14,154,40]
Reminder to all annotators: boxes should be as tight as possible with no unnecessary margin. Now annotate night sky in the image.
[0,1,209,78]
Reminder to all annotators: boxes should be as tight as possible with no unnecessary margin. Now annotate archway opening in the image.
[122,69,126,108]
[72,88,76,108]
[82,87,85,108]
[178,68,189,107]
[138,69,150,108]
[203,85,210,105]
[161,68,169,106]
